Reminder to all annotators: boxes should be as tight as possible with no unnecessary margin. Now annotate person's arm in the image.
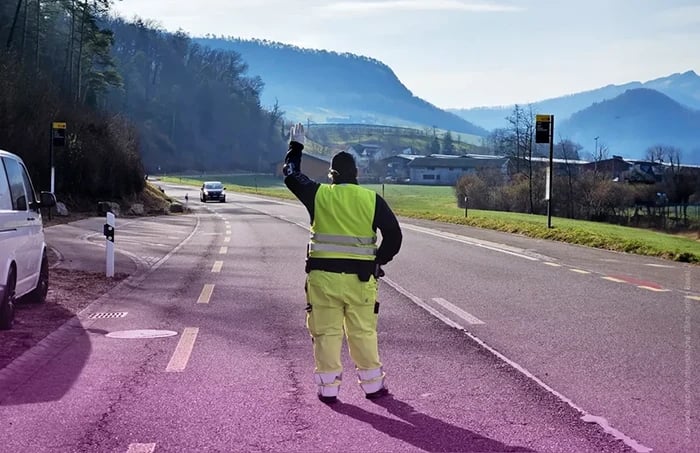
[283,123,320,219]
[373,195,402,266]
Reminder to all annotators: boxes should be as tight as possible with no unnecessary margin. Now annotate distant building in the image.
[407,154,508,185]
[276,152,331,182]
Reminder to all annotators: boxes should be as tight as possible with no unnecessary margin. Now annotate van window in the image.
[0,160,12,210]
[19,161,38,208]
[1,157,28,211]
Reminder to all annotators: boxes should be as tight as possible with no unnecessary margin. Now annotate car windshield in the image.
[204,183,223,189]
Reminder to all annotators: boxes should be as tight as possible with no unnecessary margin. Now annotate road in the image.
[1,182,697,452]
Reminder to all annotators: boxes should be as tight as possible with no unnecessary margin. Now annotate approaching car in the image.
[200,181,226,203]
[0,150,56,330]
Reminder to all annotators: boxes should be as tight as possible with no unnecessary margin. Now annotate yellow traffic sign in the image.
[52,122,67,129]
[535,115,551,123]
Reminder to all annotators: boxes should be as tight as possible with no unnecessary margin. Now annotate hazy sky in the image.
[112,0,700,109]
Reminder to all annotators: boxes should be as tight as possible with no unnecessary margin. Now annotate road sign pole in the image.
[547,115,554,229]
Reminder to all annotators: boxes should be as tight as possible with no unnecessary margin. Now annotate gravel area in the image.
[0,249,128,370]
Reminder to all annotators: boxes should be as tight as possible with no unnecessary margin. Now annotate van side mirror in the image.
[39,192,56,208]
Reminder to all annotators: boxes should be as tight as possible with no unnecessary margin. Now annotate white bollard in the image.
[105,212,115,278]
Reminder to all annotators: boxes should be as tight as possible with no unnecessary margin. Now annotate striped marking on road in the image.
[197,284,215,304]
[224,236,231,243]
[602,276,627,283]
[219,246,228,254]
[686,296,700,302]
[127,444,156,453]
[637,286,671,293]
[212,261,223,273]
[166,327,199,372]
[570,269,591,274]
[544,262,561,267]
[431,298,485,325]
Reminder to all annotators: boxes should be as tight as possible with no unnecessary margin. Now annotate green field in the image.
[162,175,700,263]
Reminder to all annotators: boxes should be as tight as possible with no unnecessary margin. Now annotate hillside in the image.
[450,70,700,131]
[194,37,487,137]
[558,88,700,162]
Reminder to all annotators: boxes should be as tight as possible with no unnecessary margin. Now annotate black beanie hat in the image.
[329,151,358,182]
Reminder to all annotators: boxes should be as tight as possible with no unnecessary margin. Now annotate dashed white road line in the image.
[544,262,561,267]
[686,296,700,302]
[212,261,223,273]
[166,327,199,372]
[638,286,671,292]
[224,236,231,243]
[602,276,627,283]
[127,443,156,453]
[197,284,215,304]
[431,297,485,325]
[219,246,228,254]
[570,269,591,274]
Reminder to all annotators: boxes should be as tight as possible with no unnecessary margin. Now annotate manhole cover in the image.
[106,330,178,339]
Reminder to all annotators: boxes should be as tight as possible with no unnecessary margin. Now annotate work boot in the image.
[365,387,389,400]
[318,394,338,404]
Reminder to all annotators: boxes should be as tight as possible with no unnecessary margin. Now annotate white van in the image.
[0,150,56,329]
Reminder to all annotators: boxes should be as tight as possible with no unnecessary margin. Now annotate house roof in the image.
[408,155,507,169]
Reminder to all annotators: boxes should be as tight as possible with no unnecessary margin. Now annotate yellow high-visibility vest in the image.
[308,184,377,261]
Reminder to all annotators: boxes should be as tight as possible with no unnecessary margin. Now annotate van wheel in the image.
[0,267,16,330]
[25,253,49,304]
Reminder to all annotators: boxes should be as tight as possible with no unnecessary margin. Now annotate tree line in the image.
[0,1,285,203]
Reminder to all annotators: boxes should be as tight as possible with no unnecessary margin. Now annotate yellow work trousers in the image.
[305,270,381,374]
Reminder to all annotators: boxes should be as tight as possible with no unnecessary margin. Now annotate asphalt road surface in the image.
[1,182,697,453]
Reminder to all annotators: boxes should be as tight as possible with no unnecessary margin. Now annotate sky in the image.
[111,0,700,109]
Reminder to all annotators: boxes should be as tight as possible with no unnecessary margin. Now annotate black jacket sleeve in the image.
[283,141,320,219]
[373,195,402,266]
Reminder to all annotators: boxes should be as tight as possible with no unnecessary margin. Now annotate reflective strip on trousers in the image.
[314,372,342,397]
[357,367,386,394]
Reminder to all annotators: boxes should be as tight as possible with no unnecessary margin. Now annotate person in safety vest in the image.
[283,123,402,404]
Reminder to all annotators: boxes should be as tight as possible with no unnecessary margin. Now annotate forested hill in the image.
[104,20,286,173]
[195,37,487,137]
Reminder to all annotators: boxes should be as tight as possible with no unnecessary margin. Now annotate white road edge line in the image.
[431,298,485,325]
[401,223,539,261]
[127,443,156,453]
[382,277,652,453]
[166,327,199,372]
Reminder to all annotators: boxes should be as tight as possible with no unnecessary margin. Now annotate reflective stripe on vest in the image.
[309,184,377,261]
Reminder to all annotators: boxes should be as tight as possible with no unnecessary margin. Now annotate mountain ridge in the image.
[195,37,487,138]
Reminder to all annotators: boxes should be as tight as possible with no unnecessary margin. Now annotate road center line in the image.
[544,262,561,267]
[219,246,228,254]
[197,284,215,304]
[686,295,700,302]
[602,276,626,283]
[431,297,485,325]
[212,261,223,273]
[166,327,199,372]
[570,269,591,274]
[224,236,231,243]
[637,286,670,292]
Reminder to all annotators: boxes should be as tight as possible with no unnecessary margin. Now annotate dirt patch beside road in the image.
[0,256,128,370]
